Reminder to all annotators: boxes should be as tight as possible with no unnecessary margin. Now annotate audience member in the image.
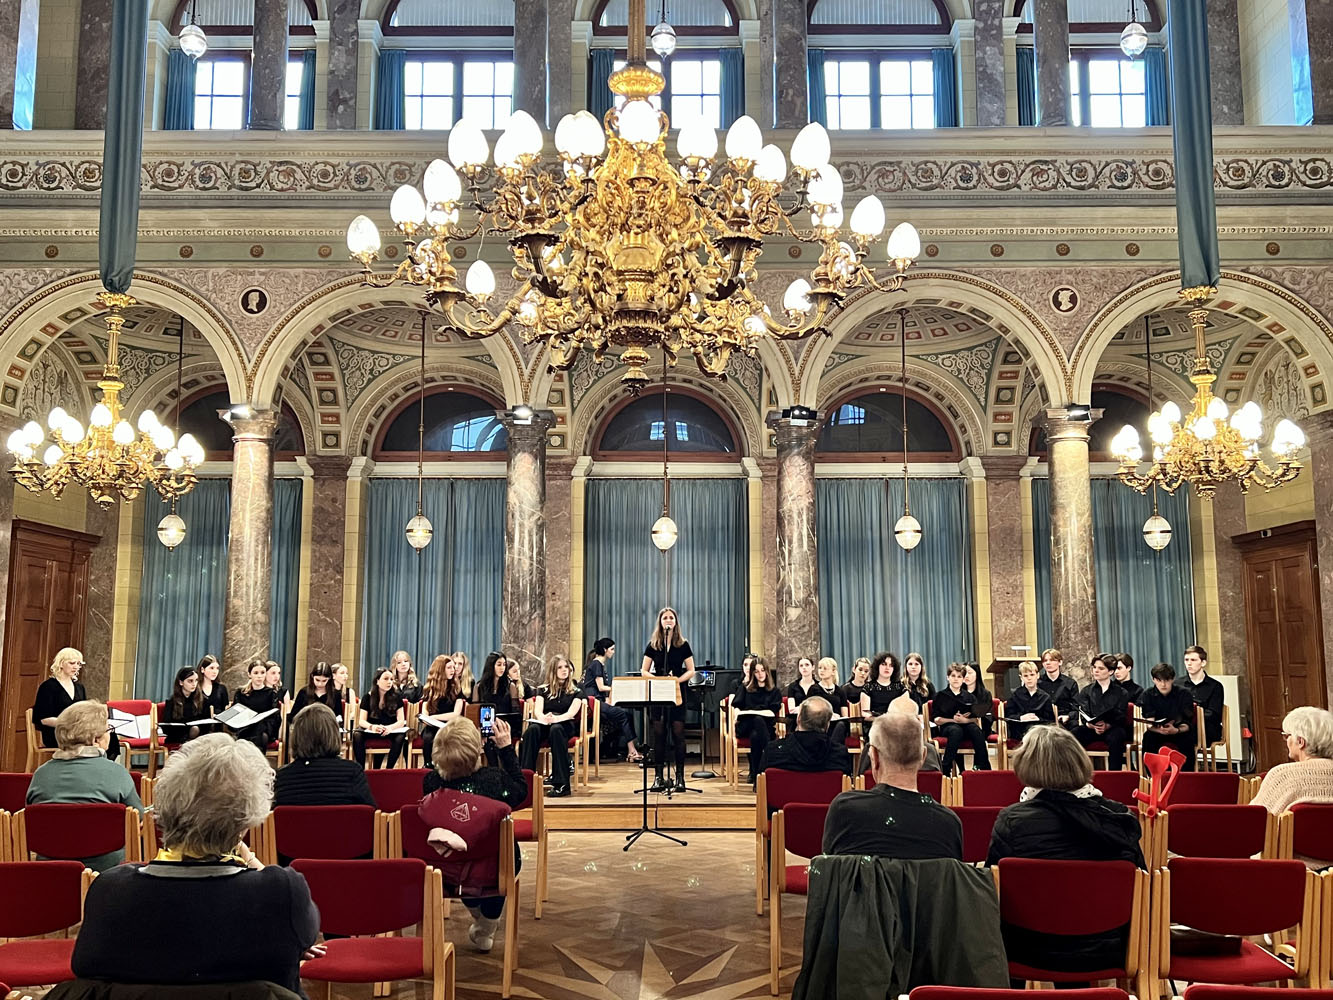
[1071,653,1129,770]
[1136,662,1196,770]
[353,666,406,768]
[582,637,641,763]
[733,657,782,783]
[390,649,422,703]
[1113,653,1143,702]
[887,694,942,771]
[1250,706,1333,815]
[822,714,962,859]
[1004,660,1055,743]
[33,646,118,761]
[160,664,211,744]
[519,654,583,797]
[1180,644,1224,746]
[229,658,282,752]
[26,701,144,872]
[900,652,936,709]
[273,704,375,807]
[1037,648,1078,725]
[760,696,852,776]
[70,735,321,994]
[932,663,992,774]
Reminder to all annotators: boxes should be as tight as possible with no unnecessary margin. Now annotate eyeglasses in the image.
[71,661,86,667]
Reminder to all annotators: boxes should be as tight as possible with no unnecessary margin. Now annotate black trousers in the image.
[353,731,405,768]
[650,702,688,772]
[519,720,576,787]
[600,702,636,751]
[735,716,775,776]
[1073,725,1129,770]
[938,722,990,775]
[1141,728,1197,772]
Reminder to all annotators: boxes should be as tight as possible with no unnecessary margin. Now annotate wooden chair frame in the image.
[257,807,389,867]
[768,808,828,996]
[1144,806,1280,870]
[754,770,850,915]
[23,709,57,774]
[580,696,600,784]
[512,773,549,919]
[265,708,288,769]
[0,865,97,988]
[1195,703,1233,773]
[1319,870,1332,988]
[12,804,142,863]
[1277,807,1333,866]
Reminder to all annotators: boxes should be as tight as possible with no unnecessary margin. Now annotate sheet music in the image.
[215,704,279,729]
[109,708,155,740]
[611,678,647,705]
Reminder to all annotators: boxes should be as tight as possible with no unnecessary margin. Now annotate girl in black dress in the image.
[229,659,281,751]
[390,650,423,704]
[784,656,818,731]
[902,652,936,709]
[520,655,583,796]
[289,662,344,727]
[331,662,351,706]
[732,658,781,783]
[864,651,901,718]
[582,637,642,763]
[474,651,524,736]
[264,661,290,706]
[640,606,696,792]
[814,656,850,743]
[33,646,88,747]
[197,654,228,718]
[354,666,406,768]
[161,665,210,744]
[418,654,467,769]
[451,651,475,703]
[962,662,995,740]
[839,657,872,719]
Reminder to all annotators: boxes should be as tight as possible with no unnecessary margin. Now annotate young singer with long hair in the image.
[640,607,696,792]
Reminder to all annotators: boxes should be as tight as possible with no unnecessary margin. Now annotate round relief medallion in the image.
[1055,243,1071,257]
[386,245,399,259]
[317,244,333,258]
[924,244,939,258]
[179,245,194,259]
[249,244,265,258]
[787,245,802,259]
[454,245,468,258]
[1050,286,1080,313]
[989,243,1005,258]
[1125,242,1141,257]
[1265,242,1281,256]
[44,245,59,259]
[239,288,269,316]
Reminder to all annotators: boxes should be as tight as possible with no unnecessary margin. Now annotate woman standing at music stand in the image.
[641,607,696,792]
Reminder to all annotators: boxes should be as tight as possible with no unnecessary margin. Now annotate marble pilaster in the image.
[501,411,556,686]
[758,457,778,666]
[546,0,574,126]
[81,501,117,699]
[545,457,574,657]
[0,0,38,129]
[1206,0,1244,126]
[305,457,351,668]
[1032,0,1070,127]
[513,0,547,122]
[1300,0,1333,125]
[74,0,112,129]
[973,0,1006,127]
[249,0,289,130]
[981,457,1028,657]
[1303,411,1333,702]
[1042,407,1101,684]
[772,0,808,129]
[326,0,359,129]
[766,413,818,687]
[758,0,774,127]
[1208,482,1248,675]
[221,410,279,689]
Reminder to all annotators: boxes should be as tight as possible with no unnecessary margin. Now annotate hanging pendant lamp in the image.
[1120,0,1148,57]
[156,316,189,550]
[1139,314,1172,550]
[651,350,678,551]
[894,307,922,551]
[405,315,433,550]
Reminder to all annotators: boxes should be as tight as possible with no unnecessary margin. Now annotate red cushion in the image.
[1169,941,1295,985]
[735,739,751,749]
[1008,961,1126,983]
[0,939,76,987]
[783,864,809,895]
[512,818,534,842]
[299,937,424,983]
[120,737,153,749]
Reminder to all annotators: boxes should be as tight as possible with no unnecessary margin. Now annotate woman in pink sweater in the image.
[1250,706,1333,815]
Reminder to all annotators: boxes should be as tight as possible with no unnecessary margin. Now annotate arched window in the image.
[385,0,516,30]
[1027,386,1149,459]
[594,389,739,458]
[373,389,509,459]
[171,0,315,33]
[176,390,306,459]
[594,0,737,32]
[817,389,960,459]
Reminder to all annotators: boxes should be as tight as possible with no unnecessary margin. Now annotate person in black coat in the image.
[733,658,782,783]
[1004,660,1055,743]
[1071,654,1130,770]
[1037,648,1079,726]
[274,705,375,808]
[759,695,853,776]
[931,663,992,775]
[33,646,120,761]
[1181,645,1224,746]
[1113,653,1143,703]
[1136,662,1197,771]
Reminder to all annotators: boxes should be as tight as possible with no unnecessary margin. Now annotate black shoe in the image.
[548,785,571,798]
[746,772,757,785]
[674,774,686,792]
[648,774,668,793]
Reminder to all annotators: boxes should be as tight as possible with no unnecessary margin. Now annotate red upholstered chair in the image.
[863,768,947,803]
[106,698,166,778]
[950,805,1005,865]
[1168,770,1244,804]
[1152,858,1317,996]
[911,990,1129,1000]
[958,769,1024,806]
[291,858,454,1000]
[994,858,1149,998]
[365,768,430,812]
[1281,803,1333,868]
[1183,990,1333,1000]
[12,803,141,863]
[0,861,91,989]
[769,803,829,996]
[510,769,549,919]
[1154,804,1278,869]
[754,768,849,915]
[0,772,33,813]
[1092,770,1143,806]
[264,805,383,866]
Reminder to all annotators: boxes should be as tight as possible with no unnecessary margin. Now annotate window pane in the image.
[910,59,932,94]
[1120,96,1146,127]
[1089,93,1122,127]
[702,59,721,92]
[405,95,423,129]
[881,95,911,129]
[912,95,934,128]
[286,60,304,95]
[422,95,455,128]
[422,61,452,96]
[404,60,424,96]
[1088,59,1121,94]
[672,58,702,94]
[462,61,493,94]
[195,62,214,92]
[493,62,514,94]
[461,95,494,127]
[214,60,245,94]
[284,95,300,129]
[838,60,871,95]
[838,96,871,129]
[1068,61,1080,97]
[701,95,721,127]
[1120,58,1145,94]
[193,95,211,127]
[213,96,245,129]
[880,60,910,95]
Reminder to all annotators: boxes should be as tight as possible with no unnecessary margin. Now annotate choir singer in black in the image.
[640,607,696,792]
[1137,661,1196,770]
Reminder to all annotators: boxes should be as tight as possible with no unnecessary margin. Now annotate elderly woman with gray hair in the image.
[1251,705,1333,815]
[70,734,322,994]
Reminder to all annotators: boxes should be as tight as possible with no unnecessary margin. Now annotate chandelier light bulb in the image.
[22,420,43,444]
[157,512,187,550]
[62,418,84,444]
[806,163,843,206]
[743,314,766,337]
[850,195,886,239]
[137,409,160,433]
[1142,513,1172,550]
[7,430,27,454]
[573,110,606,158]
[346,215,381,257]
[651,514,678,551]
[790,122,831,172]
[753,144,787,183]
[675,116,718,161]
[448,119,490,169]
[1120,21,1149,58]
[42,444,62,466]
[389,185,427,228]
[724,115,763,164]
[811,202,843,230]
[423,158,463,205]
[894,513,923,551]
[1160,400,1182,425]
[152,425,176,451]
[165,449,185,471]
[1147,412,1171,445]
[47,407,68,431]
[505,110,544,158]
[179,22,208,59]
[1272,418,1305,455]
[405,513,434,550]
[554,113,579,157]
[112,420,135,445]
[783,278,814,314]
[1206,395,1228,420]
[887,221,922,262]
[90,404,112,428]
[465,259,497,298]
[178,432,204,465]
[651,19,677,57]
[617,100,662,145]
[1193,416,1217,441]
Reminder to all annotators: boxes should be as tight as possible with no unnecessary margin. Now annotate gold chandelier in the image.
[6,292,206,509]
[1110,286,1305,499]
[346,0,919,394]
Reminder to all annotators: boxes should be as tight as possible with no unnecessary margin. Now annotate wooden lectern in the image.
[987,657,1032,699]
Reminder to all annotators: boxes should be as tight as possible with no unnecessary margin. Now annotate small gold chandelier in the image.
[1110,286,1305,499]
[346,0,919,394]
[6,292,205,509]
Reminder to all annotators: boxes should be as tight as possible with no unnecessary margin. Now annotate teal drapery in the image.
[374,49,406,130]
[360,478,505,678]
[135,481,232,699]
[1144,46,1169,126]
[807,49,827,126]
[1167,0,1220,288]
[931,48,958,127]
[269,480,303,686]
[164,48,196,129]
[1031,478,1196,681]
[1016,47,1036,126]
[100,0,151,294]
[297,49,316,130]
[588,49,615,123]
[719,48,745,127]
[817,478,975,682]
[583,479,748,671]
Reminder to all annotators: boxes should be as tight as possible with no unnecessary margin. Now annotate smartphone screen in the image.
[480,705,495,737]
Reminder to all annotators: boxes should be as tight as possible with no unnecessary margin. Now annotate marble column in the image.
[757,0,774,126]
[501,410,556,687]
[249,0,289,130]
[758,456,778,665]
[222,410,279,690]
[1299,0,1333,125]
[766,412,819,687]
[1206,0,1244,126]
[0,421,16,731]
[547,0,574,126]
[772,0,808,129]
[82,501,118,700]
[513,0,547,122]
[973,0,1006,127]
[1208,482,1248,675]
[74,0,112,129]
[981,457,1029,657]
[326,0,359,129]
[1042,407,1101,684]
[545,456,574,659]
[305,457,351,667]
[1032,0,1070,127]
[1303,411,1333,702]
[0,0,38,129]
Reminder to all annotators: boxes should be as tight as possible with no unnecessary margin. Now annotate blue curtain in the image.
[584,479,748,672]
[807,49,827,126]
[932,48,958,127]
[374,49,406,130]
[817,478,975,682]
[164,48,196,130]
[135,480,231,699]
[360,478,505,682]
[1144,46,1169,126]
[1017,47,1036,126]
[269,480,303,687]
[297,49,316,130]
[719,47,745,127]
[589,49,615,123]
[1031,479,1196,683]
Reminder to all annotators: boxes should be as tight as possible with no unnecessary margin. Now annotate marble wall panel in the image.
[546,456,574,659]
[981,457,1028,656]
[513,0,548,122]
[1305,410,1333,703]
[81,500,117,699]
[1044,408,1099,683]
[1032,0,1070,127]
[74,0,111,130]
[306,457,351,668]
[501,413,555,686]
[326,0,359,130]
[974,0,1007,128]
[766,414,818,686]
[1208,0,1245,126]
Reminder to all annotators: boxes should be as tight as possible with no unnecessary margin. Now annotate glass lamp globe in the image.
[405,513,434,550]
[1120,21,1148,58]
[894,513,923,551]
[651,20,677,58]
[179,23,208,60]
[157,512,187,550]
[651,514,678,551]
[1142,513,1172,551]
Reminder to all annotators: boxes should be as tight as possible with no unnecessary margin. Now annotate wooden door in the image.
[0,521,95,770]
[1238,522,1327,770]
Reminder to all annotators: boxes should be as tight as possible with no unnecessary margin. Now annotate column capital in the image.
[1039,406,1103,443]
[766,408,821,445]
[306,455,353,479]
[223,407,280,443]
[500,408,557,443]
[979,455,1030,478]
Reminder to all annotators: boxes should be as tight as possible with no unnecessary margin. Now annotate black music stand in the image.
[612,677,688,851]
[686,666,718,780]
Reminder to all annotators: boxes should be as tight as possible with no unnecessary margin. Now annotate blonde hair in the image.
[49,647,82,678]
[817,656,838,683]
[391,650,420,688]
[452,651,473,698]
[1018,660,1039,676]
[1282,706,1333,759]
[153,734,274,856]
[55,701,106,751]
[431,717,483,781]
[1011,724,1093,791]
[543,654,576,696]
